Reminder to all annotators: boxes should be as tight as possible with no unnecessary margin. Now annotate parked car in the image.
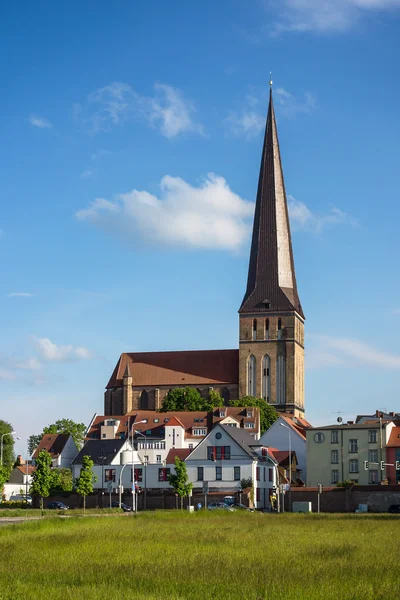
[9,494,32,506]
[388,504,400,514]
[47,501,69,510]
[207,502,234,511]
[111,501,132,512]
[231,503,254,512]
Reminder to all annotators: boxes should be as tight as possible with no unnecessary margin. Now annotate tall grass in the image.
[1,512,400,600]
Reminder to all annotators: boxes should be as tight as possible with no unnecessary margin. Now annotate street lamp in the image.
[280,423,292,512]
[135,430,148,511]
[128,419,147,512]
[0,431,19,466]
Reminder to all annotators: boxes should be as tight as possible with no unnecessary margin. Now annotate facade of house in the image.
[32,433,78,468]
[104,86,306,420]
[258,414,310,483]
[306,421,396,487]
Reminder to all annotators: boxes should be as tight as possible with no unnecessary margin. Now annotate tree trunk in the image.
[180,496,183,510]
[40,496,43,516]
[83,495,86,515]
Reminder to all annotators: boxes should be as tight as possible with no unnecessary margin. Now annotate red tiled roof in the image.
[387,427,400,447]
[32,434,70,459]
[166,448,192,463]
[16,466,36,475]
[106,349,239,388]
[164,417,185,428]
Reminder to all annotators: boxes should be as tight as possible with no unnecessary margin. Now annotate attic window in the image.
[164,418,170,423]
[154,418,159,423]
[398,434,400,438]
[265,302,270,309]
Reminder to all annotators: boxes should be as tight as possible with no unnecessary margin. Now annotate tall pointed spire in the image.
[239,87,304,318]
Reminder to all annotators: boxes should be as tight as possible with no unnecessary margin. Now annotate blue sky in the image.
[2,0,400,456]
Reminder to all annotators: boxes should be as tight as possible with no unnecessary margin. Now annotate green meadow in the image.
[1,511,400,600]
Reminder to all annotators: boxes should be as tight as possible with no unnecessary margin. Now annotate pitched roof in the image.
[387,427,400,447]
[71,439,127,465]
[166,448,192,463]
[219,425,259,458]
[239,88,304,318]
[280,415,311,440]
[16,465,36,475]
[106,349,239,389]
[164,417,185,428]
[32,434,70,459]
[268,449,297,466]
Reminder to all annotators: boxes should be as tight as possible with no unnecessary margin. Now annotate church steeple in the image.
[239,87,304,318]
[238,84,305,417]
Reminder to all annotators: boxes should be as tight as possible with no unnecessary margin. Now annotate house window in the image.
[252,319,257,341]
[314,432,325,443]
[246,410,253,418]
[234,466,240,481]
[156,455,162,464]
[265,318,269,340]
[349,459,359,473]
[245,422,254,429]
[193,428,207,436]
[331,430,339,444]
[216,466,222,480]
[369,470,378,484]
[197,467,204,481]
[158,468,170,482]
[368,430,377,443]
[269,469,273,482]
[219,410,226,418]
[188,444,193,450]
[144,456,149,464]
[215,446,231,460]
[262,355,271,402]
[153,418,159,423]
[331,450,339,464]
[247,355,256,396]
[102,433,106,438]
[105,469,115,482]
[368,449,378,463]
[331,470,339,484]
[256,467,260,481]
[131,468,143,482]
[349,439,358,453]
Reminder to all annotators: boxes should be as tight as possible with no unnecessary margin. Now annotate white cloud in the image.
[273,0,400,33]
[226,108,264,139]
[76,173,254,251]
[76,82,203,139]
[80,168,97,180]
[7,292,33,298]
[16,357,42,371]
[308,335,400,369]
[35,337,92,362]
[288,196,357,233]
[29,115,52,129]
[274,87,316,118]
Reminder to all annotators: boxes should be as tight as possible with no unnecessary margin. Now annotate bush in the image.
[0,500,30,509]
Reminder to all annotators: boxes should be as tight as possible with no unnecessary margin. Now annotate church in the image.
[104,86,306,419]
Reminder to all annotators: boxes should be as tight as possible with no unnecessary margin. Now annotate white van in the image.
[223,496,235,506]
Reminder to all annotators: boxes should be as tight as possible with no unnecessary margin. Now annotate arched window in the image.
[265,318,269,341]
[277,318,282,340]
[222,387,230,406]
[262,355,271,402]
[252,319,257,341]
[276,355,286,404]
[247,355,256,396]
[140,390,149,410]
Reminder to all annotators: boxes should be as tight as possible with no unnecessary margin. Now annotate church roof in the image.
[106,349,239,389]
[239,88,304,318]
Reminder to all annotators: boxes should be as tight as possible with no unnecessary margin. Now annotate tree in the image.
[50,468,73,492]
[0,466,9,500]
[28,418,87,455]
[168,456,193,509]
[230,397,278,434]
[160,387,224,413]
[31,450,52,513]
[75,456,97,514]
[0,420,16,471]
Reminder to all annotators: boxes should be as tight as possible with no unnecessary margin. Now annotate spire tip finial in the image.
[269,71,273,87]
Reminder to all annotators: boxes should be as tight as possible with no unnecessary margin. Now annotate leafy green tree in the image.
[160,387,225,412]
[0,465,9,500]
[230,397,278,434]
[75,456,97,513]
[28,418,87,455]
[31,450,53,513]
[0,420,16,471]
[168,456,193,509]
[50,468,73,492]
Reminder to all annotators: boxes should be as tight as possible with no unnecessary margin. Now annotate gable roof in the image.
[387,427,400,448]
[166,448,192,463]
[71,439,128,466]
[32,434,70,459]
[106,349,239,388]
[16,465,36,476]
[219,425,259,458]
[164,417,185,428]
[268,449,297,466]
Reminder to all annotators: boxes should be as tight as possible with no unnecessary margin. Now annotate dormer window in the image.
[164,418,170,423]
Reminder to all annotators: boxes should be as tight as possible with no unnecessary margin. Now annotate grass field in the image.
[1,511,400,600]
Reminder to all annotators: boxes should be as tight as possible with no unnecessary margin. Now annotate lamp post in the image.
[129,419,146,512]
[1,431,18,466]
[98,448,107,508]
[135,430,148,511]
[280,423,292,512]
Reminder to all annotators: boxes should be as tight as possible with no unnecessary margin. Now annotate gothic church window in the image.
[277,318,282,340]
[247,355,256,397]
[222,387,230,405]
[262,355,271,402]
[276,355,286,404]
[265,318,269,340]
[140,390,149,410]
[252,319,257,341]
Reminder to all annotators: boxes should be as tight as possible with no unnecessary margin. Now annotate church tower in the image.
[239,85,305,417]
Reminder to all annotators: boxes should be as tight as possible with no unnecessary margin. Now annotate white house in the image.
[32,434,79,469]
[258,415,310,483]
